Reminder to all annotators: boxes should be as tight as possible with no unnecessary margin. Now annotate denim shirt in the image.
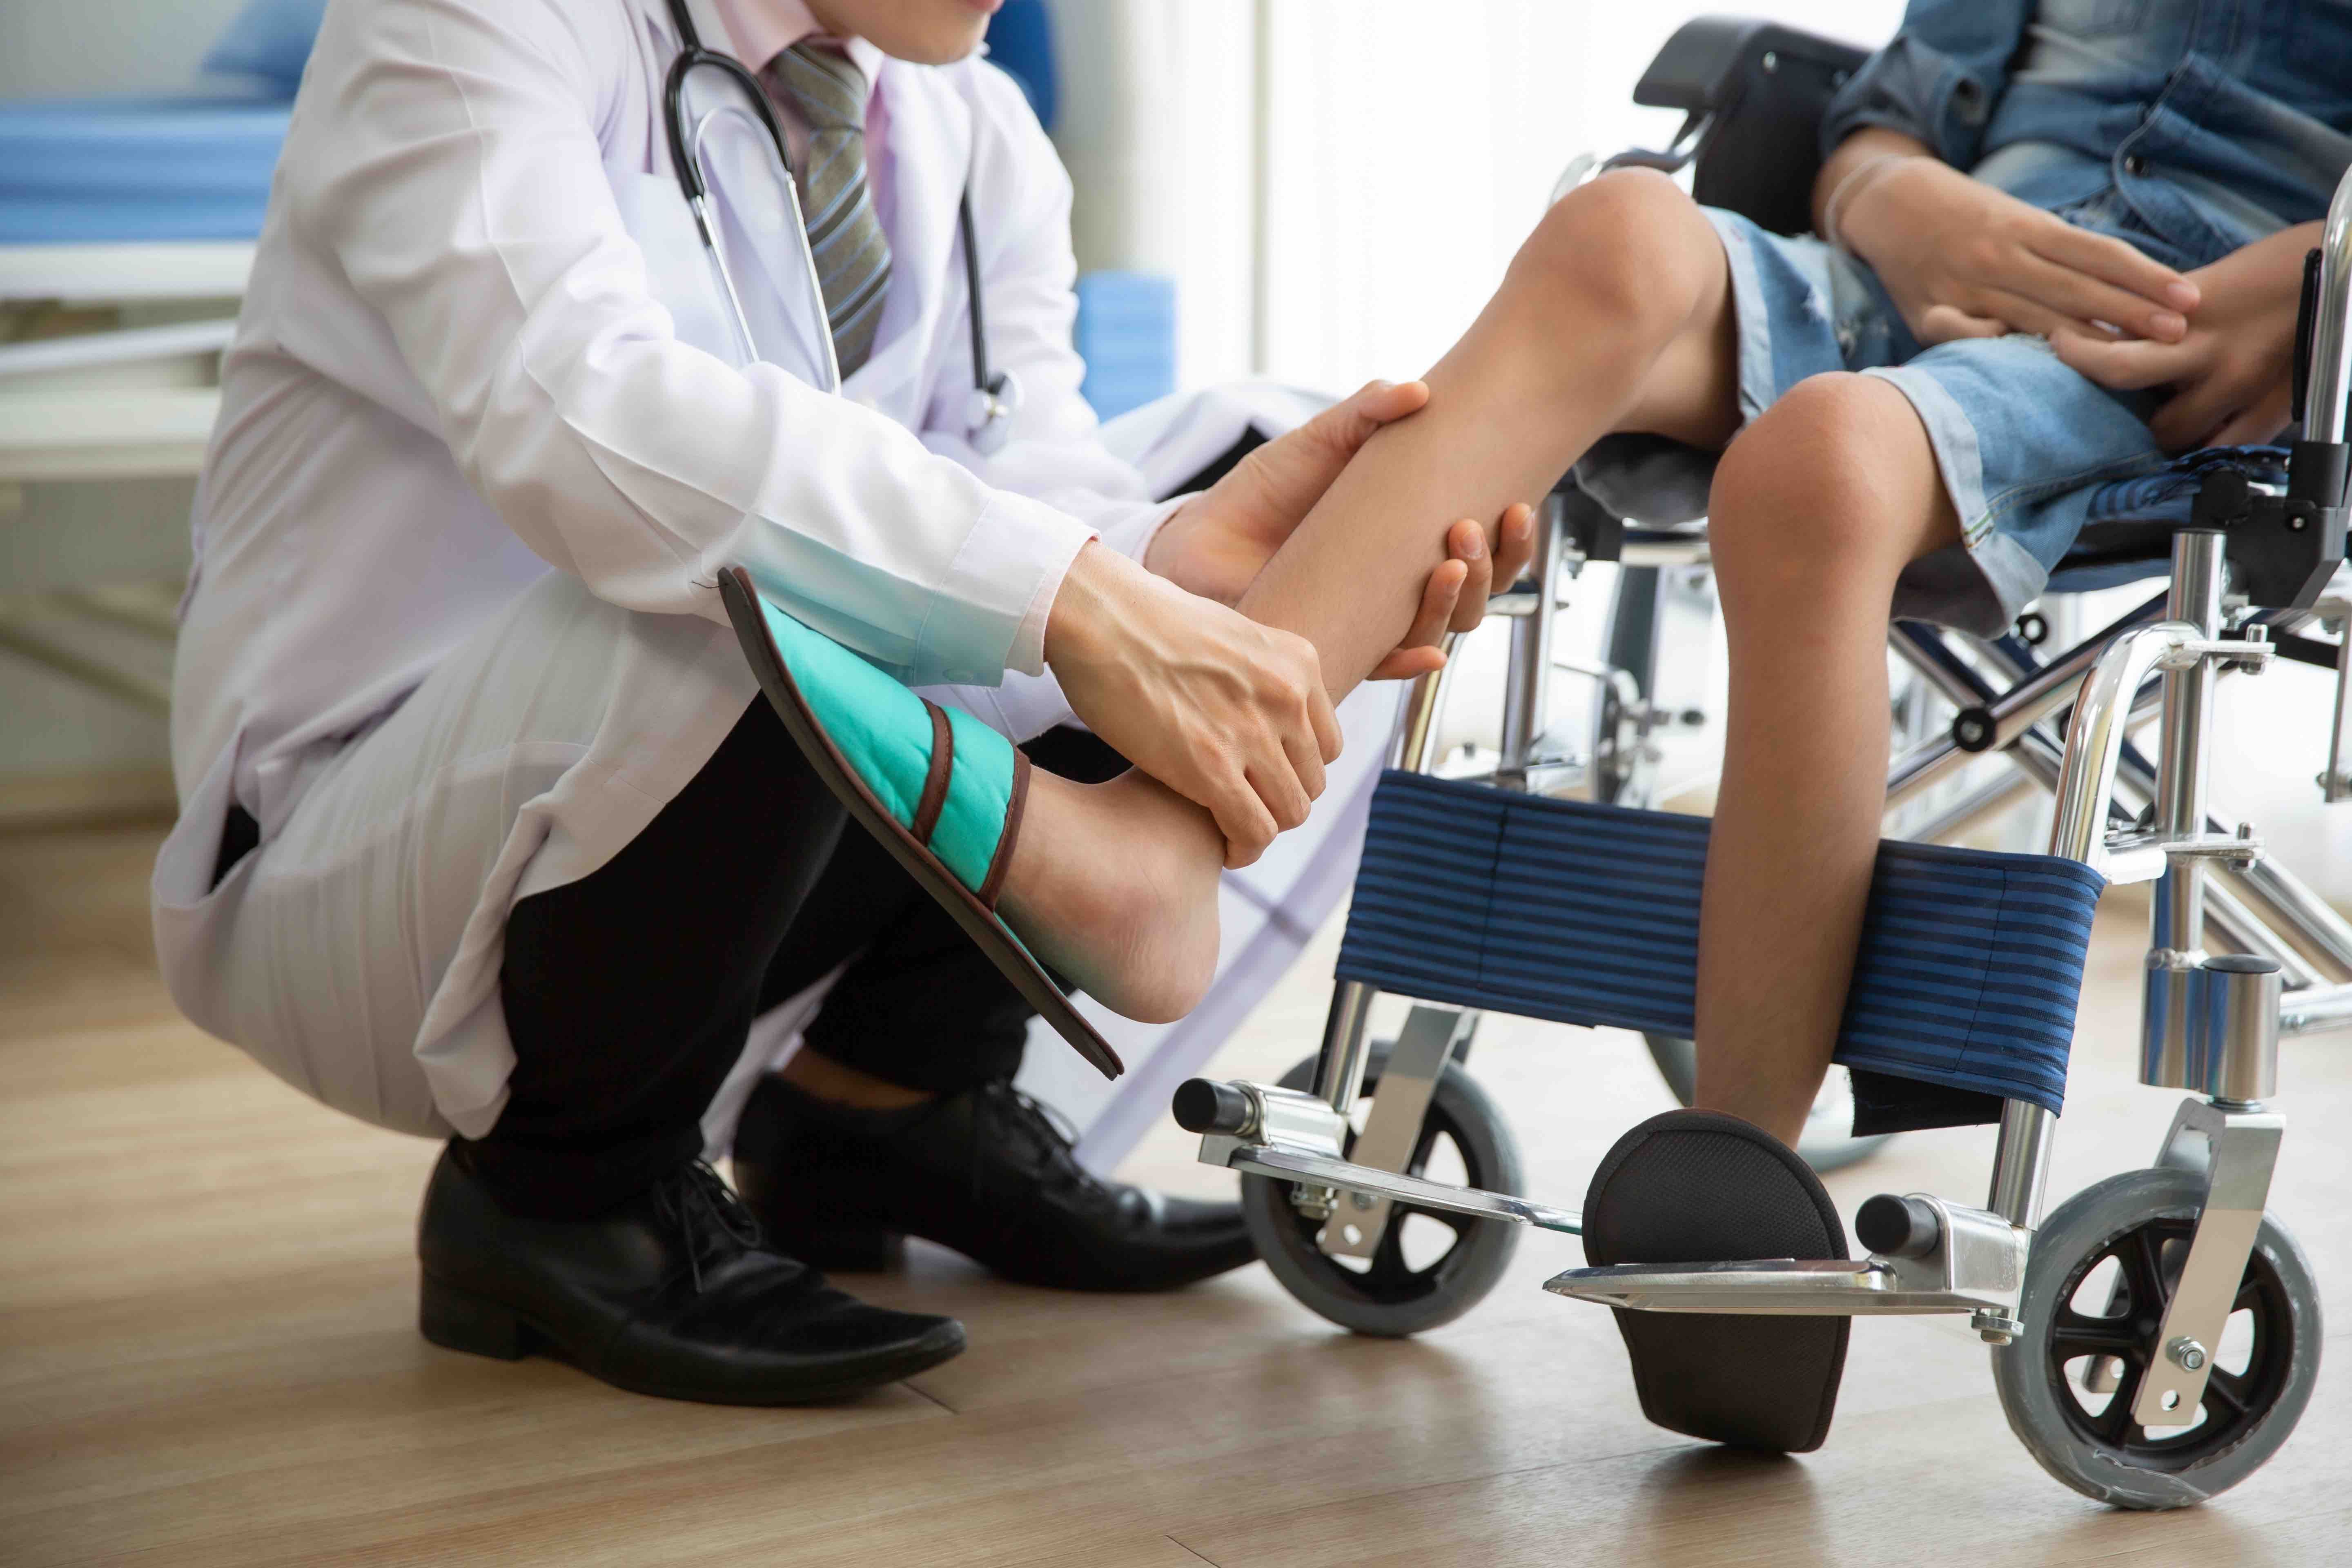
[1821,0,2352,270]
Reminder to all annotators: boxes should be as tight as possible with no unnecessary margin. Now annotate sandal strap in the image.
[911,700,956,846]
[977,749,1030,911]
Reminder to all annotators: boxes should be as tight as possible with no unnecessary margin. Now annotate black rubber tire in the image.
[1642,1033,1891,1175]
[1241,1047,1524,1337]
[1992,1167,2323,1510]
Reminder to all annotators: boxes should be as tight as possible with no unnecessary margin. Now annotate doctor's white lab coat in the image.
[149,0,1221,1136]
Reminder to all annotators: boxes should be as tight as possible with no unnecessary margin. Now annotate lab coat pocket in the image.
[609,170,742,366]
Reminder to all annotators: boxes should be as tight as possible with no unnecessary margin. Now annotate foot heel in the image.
[419,1275,535,1360]
[787,1226,906,1272]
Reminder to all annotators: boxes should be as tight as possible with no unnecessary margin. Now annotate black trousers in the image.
[465,697,1042,1218]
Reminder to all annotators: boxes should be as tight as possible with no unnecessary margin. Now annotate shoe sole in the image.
[419,1273,966,1405]
[753,1214,1256,1292]
[720,566,1122,1082]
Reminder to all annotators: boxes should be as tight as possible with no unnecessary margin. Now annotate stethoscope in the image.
[659,0,1020,451]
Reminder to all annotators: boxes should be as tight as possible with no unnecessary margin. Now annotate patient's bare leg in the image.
[1000,170,1744,1022]
[1240,170,1740,688]
[1693,377,1958,1145]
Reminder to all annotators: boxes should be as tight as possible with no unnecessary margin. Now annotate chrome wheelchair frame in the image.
[1172,19,2352,1508]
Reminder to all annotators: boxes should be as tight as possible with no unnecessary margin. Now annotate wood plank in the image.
[5,821,2347,1568]
[1174,1355,2352,1568]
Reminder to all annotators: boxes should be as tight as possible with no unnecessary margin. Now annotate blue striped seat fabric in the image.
[1333,771,2105,1121]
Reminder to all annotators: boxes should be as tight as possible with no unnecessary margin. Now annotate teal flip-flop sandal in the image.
[719,567,1123,1081]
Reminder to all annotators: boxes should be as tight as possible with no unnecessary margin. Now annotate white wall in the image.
[1048,1,1906,391]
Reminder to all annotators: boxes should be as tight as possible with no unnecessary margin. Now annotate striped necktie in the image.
[762,43,891,378]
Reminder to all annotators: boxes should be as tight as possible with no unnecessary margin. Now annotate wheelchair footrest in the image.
[1544,1257,2008,1317]
[1336,771,2107,1127]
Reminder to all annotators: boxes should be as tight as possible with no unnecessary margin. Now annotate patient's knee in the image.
[1510,167,1720,342]
[1709,374,1929,587]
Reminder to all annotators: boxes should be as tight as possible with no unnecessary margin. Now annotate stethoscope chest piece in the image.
[965,370,1022,454]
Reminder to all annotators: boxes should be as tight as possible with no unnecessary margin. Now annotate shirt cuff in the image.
[920,488,1096,686]
[1003,514,1095,680]
[1096,492,1190,566]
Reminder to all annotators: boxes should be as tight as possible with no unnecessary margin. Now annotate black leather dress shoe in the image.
[416,1148,964,1403]
[731,1075,1256,1292]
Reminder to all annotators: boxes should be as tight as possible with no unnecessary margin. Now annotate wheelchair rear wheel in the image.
[1992,1167,2322,1510]
[1641,1034,1890,1174]
[1241,1046,1523,1337]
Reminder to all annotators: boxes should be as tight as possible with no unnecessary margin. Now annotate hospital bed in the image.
[1169,18,2352,1510]
[0,87,271,714]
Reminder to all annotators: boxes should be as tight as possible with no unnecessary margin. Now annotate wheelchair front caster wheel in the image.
[1242,1045,1523,1338]
[1992,1167,2322,1510]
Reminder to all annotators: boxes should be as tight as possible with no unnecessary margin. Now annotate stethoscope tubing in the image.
[658,0,1002,432]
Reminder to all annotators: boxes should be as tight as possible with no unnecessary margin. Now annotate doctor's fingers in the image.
[1454,504,1535,633]
[1320,379,1434,447]
[1281,380,1436,477]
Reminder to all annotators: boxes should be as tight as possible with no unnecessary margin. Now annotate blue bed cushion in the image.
[0,96,290,244]
[200,0,329,97]
[1336,771,2104,1123]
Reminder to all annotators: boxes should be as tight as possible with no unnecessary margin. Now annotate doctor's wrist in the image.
[1042,539,1122,678]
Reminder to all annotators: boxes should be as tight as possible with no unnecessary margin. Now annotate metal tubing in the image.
[1882,624,2165,819]
[1498,508,1561,778]
[2144,535,2227,1088]
[2225,856,2352,981]
[2098,742,2351,983]
[2047,621,2203,869]
[1898,596,2167,757]
[2196,959,2284,1101]
[2326,621,2352,803]
[1987,1099,2057,1229]
[2206,879,2321,991]
[1318,1004,1469,1259]
[1978,595,2168,752]
[1312,981,1377,1114]
[2281,980,2352,1037]
[2154,533,2227,952]
[2306,161,2352,447]
[1390,636,1461,774]
[1903,768,2038,847]
[1885,727,1978,810]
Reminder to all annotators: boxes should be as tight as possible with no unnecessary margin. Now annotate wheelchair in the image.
[1169,19,2352,1510]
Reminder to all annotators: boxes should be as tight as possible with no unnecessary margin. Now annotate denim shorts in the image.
[1571,205,2173,637]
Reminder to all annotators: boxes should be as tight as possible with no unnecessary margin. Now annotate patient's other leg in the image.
[1693,376,1958,1144]
[1000,170,1748,1022]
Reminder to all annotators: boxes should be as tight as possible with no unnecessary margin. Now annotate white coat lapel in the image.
[851,62,971,418]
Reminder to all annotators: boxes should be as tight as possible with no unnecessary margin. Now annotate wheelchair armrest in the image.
[1623,16,1871,238]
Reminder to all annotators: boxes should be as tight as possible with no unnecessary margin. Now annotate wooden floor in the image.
[4,820,2348,1567]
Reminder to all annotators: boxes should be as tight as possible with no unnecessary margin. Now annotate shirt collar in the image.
[703,0,886,92]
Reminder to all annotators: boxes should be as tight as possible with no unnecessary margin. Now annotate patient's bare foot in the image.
[996,769,1226,1023]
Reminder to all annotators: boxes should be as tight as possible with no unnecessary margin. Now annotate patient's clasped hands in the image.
[1829,129,2202,347]
[1829,129,2312,450]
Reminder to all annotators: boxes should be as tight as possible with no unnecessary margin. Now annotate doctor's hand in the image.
[1145,380,1539,641]
[1047,543,1340,869]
